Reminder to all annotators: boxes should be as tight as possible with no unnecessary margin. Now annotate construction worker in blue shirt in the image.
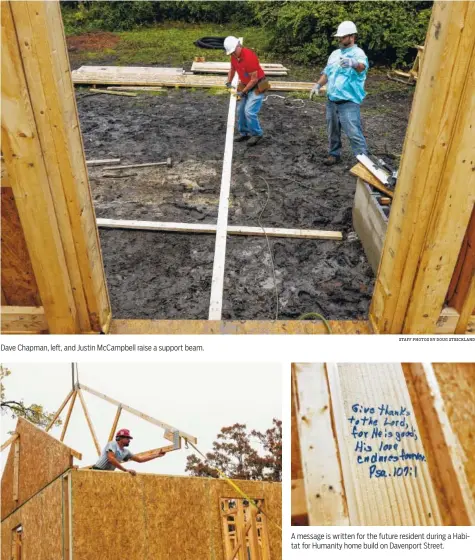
[310,21,369,166]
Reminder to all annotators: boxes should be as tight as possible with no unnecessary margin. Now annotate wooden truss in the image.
[43,380,197,459]
[221,498,271,560]
[1,0,474,334]
[292,363,475,526]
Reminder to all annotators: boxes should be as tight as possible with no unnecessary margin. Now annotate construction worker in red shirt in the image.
[224,36,270,147]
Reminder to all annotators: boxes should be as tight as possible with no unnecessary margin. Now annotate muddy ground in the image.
[78,77,412,320]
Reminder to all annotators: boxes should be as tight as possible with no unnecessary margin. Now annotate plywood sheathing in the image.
[1,478,64,560]
[0,188,41,306]
[1,418,73,520]
[433,363,475,504]
[71,470,281,560]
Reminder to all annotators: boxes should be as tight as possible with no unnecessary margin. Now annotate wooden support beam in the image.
[77,389,101,455]
[61,390,77,442]
[133,442,179,460]
[78,383,197,443]
[293,363,348,525]
[108,405,122,443]
[2,1,111,333]
[0,432,18,452]
[409,363,475,525]
[96,217,342,241]
[1,306,48,334]
[370,1,475,334]
[13,438,20,502]
[45,389,75,432]
[455,274,475,334]
[326,363,442,525]
[208,58,240,320]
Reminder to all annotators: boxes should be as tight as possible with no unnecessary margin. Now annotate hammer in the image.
[103,158,172,171]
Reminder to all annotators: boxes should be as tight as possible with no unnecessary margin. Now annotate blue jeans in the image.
[237,89,264,137]
[326,100,368,157]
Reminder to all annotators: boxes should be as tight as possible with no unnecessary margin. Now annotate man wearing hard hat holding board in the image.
[224,36,270,147]
[310,21,369,166]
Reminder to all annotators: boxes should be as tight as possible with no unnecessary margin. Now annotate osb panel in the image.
[71,471,282,560]
[1,478,63,560]
[402,364,453,525]
[433,363,475,502]
[0,187,41,306]
[1,418,73,520]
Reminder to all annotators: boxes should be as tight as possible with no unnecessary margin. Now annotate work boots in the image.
[247,136,263,147]
[234,134,250,142]
[323,155,341,166]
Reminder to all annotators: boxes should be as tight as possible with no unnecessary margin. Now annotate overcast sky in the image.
[1,362,282,476]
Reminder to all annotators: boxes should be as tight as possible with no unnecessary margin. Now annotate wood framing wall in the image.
[370,0,475,333]
[1,418,76,520]
[292,363,475,526]
[70,471,281,560]
[1,0,111,333]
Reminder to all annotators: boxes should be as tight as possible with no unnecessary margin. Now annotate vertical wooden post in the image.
[2,0,111,333]
[236,500,247,560]
[370,1,475,333]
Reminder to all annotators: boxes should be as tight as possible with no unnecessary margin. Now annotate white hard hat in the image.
[224,36,240,55]
[334,21,358,37]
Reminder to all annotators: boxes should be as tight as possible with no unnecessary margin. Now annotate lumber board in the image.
[0,433,18,453]
[12,440,20,502]
[291,478,307,518]
[110,319,371,334]
[370,1,475,334]
[350,163,394,198]
[326,363,442,525]
[1,187,41,306]
[1,478,64,560]
[88,88,137,97]
[455,274,475,333]
[191,61,288,76]
[108,405,122,443]
[208,60,240,320]
[1,306,48,334]
[107,86,165,92]
[293,364,348,526]
[1,4,79,333]
[96,217,342,240]
[78,383,198,444]
[409,364,475,525]
[102,161,169,170]
[61,390,77,442]
[1,418,75,520]
[435,306,475,334]
[75,64,184,75]
[86,159,121,166]
[77,389,101,455]
[72,65,315,91]
[45,388,74,432]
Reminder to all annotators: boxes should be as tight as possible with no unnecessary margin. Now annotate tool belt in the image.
[238,76,271,95]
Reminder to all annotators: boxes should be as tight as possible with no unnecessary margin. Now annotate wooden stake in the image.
[60,390,77,442]
[77,389,101,455]
[45,389,75,432]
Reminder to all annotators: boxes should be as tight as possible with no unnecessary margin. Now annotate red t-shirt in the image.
[231,47,265,84]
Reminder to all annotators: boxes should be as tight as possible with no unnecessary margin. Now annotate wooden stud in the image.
[77,389,101,455]
[132,443,178,460]
[208,52,240,320]
[293,363,348,525]
[5,1,111,333]
[1,305,48,333]
[455,274,475,334]
[45,389,75,432]
[108,404,122,443]
[409,363,475,524]
[96,217,342,241]
[79,383,197,443]
[370,1,475,334]
[60,390,77,442]
[13,438,20,502]
[326,363,442,525]
[248,506,260,560]
[1,4,79,333]
[235,499,247,560]
[0,432,18,453]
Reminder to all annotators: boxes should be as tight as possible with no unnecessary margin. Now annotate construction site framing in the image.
[1,0,474,335]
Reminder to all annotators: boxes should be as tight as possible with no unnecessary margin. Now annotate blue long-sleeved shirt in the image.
[322,44,368,104]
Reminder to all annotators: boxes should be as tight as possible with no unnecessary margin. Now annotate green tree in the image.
[0,365,62,429]
[185,419,281,482]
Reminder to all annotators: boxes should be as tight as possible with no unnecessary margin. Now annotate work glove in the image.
[236,91,247,99]
[309,84,321,100]
[225,81,232,89]
[340,57,359,69]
